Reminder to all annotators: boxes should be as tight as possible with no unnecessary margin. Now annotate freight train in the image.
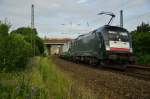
[60,25,134,69]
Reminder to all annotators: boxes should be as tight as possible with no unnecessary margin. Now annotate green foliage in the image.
[0,57,96,99]
[0,34,33,70]
[0,23,9,37]
[0,22,44,71]
[131,22,150,65]
[6,34,33,70]
[135,53,150,64]
[11,27,44,55]
[11,27,37,36]
[0,57,71,99]
[35,36,45,55]
[0,23,10,69]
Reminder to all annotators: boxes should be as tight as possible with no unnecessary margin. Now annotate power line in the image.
[90,0,149,26]
[125,11,150,23]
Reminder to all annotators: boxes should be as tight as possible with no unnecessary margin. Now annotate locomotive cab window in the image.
[108,30,129,42]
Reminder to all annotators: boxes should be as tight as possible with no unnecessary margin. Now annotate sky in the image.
[0,0,150,38]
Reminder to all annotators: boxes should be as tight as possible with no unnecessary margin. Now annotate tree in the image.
[0,23,9,37]
[0,23,34,71]
[5,34,33,70]
[11,27,37,36]
[131,23,150,54]
[131,22,150,65]
[11,27,44,55]
[0,23,10,69]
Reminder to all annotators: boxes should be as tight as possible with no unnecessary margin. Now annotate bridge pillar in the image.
[46,44,51,55]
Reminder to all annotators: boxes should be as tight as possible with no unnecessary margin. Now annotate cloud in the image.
[77,0,88,4]
[0,0,150,38]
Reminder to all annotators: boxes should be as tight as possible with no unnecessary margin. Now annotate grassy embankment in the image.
[0,57,96,99]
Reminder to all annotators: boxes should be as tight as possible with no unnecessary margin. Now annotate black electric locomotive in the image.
[61,25,134,69]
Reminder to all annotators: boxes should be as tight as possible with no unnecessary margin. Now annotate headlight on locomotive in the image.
[130,48,133,53]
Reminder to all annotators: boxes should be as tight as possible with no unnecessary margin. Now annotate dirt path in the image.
[52,56,150,99]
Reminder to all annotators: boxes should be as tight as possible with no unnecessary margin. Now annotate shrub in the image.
[11,27,45,55]
[0,34,33,71]
[0,23,35,71]
[136,53,150,65]
[0,23,9,37]
[131,23,150,65]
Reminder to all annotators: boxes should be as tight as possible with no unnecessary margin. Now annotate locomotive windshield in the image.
[108,30,129,42]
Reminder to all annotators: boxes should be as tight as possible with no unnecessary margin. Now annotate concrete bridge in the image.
[43,38,72,55]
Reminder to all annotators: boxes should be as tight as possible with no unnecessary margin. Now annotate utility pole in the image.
[120,10,123,28]
[31,4,34,29]
[31,4,35,56]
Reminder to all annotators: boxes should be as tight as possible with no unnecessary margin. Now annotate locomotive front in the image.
[103,26,134,63]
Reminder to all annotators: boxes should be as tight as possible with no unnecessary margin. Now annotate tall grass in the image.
[0,57,96,99]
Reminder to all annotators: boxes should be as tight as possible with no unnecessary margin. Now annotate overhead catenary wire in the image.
[90,0,149,26]
[45,0,149,36]
[125,11,150,23]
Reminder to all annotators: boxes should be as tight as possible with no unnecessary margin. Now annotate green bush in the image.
[0,23,9,37]
[0,34,33,70]
[11,27,45,55]
[0,23,10,69]
[131,23,150,65]
[135,53,150,65]
[0,22,43,71]
[6,34,33,70]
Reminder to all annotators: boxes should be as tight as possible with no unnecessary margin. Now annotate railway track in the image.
[52,56,150,99]
[98,66,150,81]
[59,56,150,81]
[128,64,150,70]
[54,56,150,81]
[126,66,150,81]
